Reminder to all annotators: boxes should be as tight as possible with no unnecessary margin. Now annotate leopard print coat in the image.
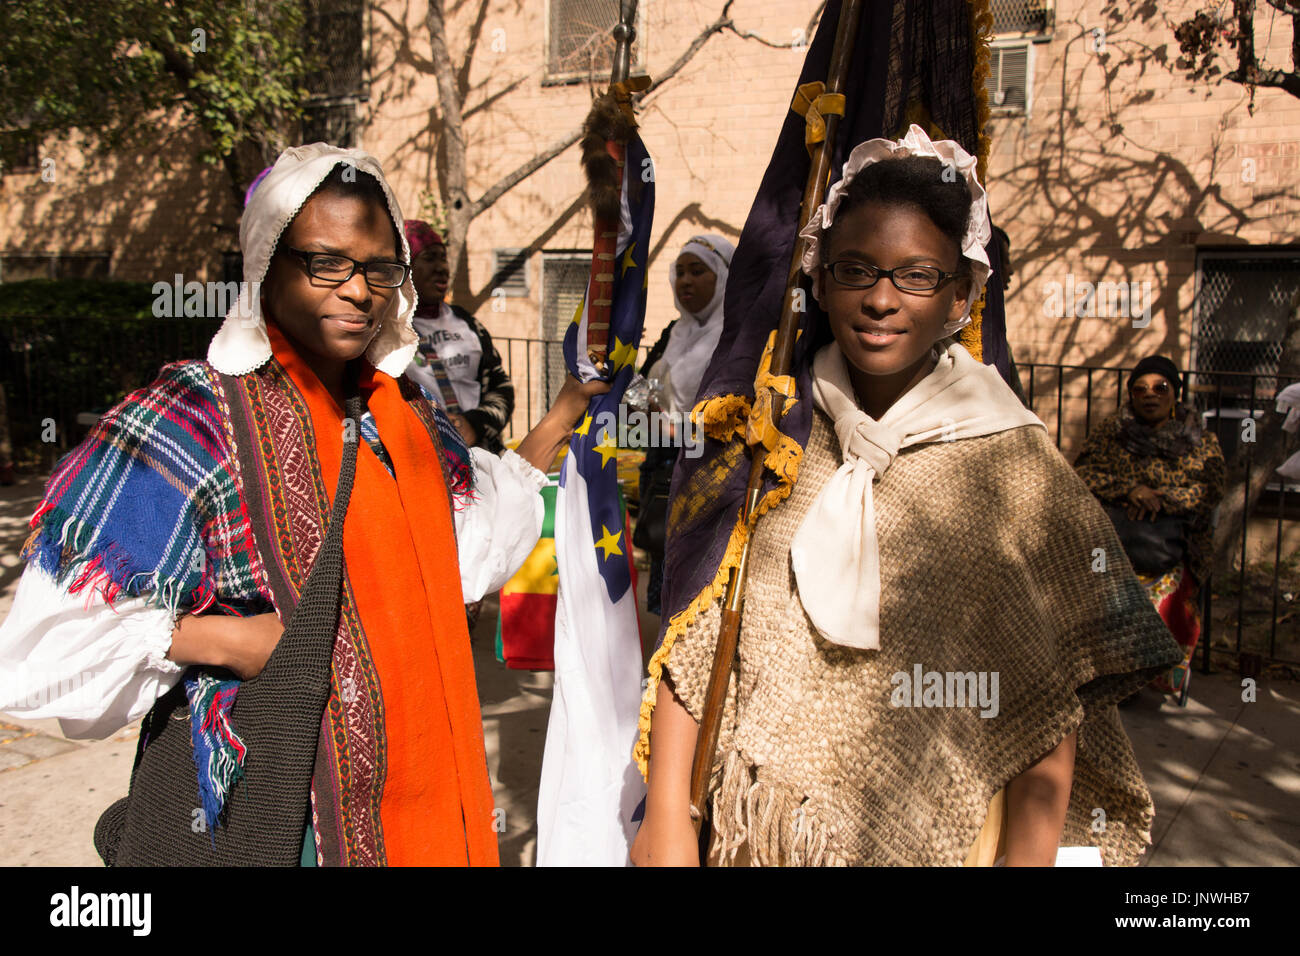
[1074,407,1226,584]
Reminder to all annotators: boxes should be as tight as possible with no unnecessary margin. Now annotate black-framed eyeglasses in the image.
[825,260,965,293]
[285,248,410,289]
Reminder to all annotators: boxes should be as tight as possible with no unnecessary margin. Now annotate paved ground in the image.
[0,588,560,867]
[1123,673,1300,865]
[1,473,1297,866]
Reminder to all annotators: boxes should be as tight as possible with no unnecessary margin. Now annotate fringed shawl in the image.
[23,339,489,865]
[645,410,1181,866]
[24,361,263,617]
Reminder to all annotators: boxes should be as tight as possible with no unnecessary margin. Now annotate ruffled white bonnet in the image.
[798,124,992,335]
[207,143,418,377]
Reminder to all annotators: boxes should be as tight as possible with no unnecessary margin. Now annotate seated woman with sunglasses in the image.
[1074,356,1225,701]
[0,145,604,865]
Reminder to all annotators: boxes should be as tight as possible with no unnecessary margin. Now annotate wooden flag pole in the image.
[581,0,643,367]
[688,0,865,839]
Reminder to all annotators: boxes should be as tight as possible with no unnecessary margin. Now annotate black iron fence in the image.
[492,335,652,436]
[0,315,1293,668]
[0,315,220,463]
[1018,360,1300,671]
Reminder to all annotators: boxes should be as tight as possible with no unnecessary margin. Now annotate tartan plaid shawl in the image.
[23,356,475,834]
[24,361,264,616]
[24,361,474,611]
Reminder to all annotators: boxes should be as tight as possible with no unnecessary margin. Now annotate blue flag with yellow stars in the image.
[538,131,653,866]
[559,132,654,603]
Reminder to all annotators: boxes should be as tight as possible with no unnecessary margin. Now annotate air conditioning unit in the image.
[987,43,1030,114]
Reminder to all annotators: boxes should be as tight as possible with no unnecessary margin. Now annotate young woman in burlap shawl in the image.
[631,127,1182,867]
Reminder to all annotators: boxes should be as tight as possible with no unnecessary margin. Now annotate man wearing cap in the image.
[404,220,515,454]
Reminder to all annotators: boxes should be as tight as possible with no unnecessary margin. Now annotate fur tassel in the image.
[581,92,638,224]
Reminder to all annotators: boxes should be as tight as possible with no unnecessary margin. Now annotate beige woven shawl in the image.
[660,408,1181,866]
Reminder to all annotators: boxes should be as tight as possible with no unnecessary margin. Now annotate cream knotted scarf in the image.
[790,340,1045,650]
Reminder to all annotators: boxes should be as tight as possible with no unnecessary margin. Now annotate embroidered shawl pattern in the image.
[25,356,473,864]
[221,359,392,865]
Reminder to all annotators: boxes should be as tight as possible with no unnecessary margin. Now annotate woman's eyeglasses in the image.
[1130,382,1172,396]
[285,248,410,289]
[825,260,965,293]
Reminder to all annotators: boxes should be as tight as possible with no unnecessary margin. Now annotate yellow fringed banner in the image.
[960,0,996,364]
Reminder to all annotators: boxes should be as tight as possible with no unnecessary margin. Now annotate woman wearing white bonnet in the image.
[633,126,1181,868]
[0,142,605,866]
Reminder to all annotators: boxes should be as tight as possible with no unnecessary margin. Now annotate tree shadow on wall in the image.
[995,2,1287,376]
[368,0,746,317]
[2,118,241,295]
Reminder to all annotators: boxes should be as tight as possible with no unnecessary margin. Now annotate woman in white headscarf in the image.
[636,235,734,615]
[642,234,735,416]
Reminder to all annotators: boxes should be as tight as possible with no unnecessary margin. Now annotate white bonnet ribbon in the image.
[789,342,1044,650]
[789,347,899,650]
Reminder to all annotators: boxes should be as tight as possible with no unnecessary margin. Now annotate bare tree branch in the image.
[428,0,820,282]
[466,1,744,227]
[462,72,532,121]
[1175,0,1300,108]
[723,0,827,49]
[644,1,737,95]
[426,0,472,280]
[1228,0,1300,100]
[470,129,584,219]
[455,0,494,100]
[1229,64,1300,94]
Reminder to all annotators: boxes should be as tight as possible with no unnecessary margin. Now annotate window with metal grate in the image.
[302,101,360,148]
[1194,251,1300,387]
[304,0,366,99]
[492,248,531,297]
[990,0,1052,36]
[545,0,644,83]
[987,44,1030,113]
[301,0,366,148]
[541,253,590,404]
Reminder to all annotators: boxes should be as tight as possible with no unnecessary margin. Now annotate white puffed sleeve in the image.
[0,564,184,740]
[455,447,548,603]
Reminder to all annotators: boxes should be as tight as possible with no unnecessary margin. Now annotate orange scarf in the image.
[267,321,498,866]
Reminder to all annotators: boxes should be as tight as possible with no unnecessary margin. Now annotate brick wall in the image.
[0,120,239,285]
[3,0,1297,453]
